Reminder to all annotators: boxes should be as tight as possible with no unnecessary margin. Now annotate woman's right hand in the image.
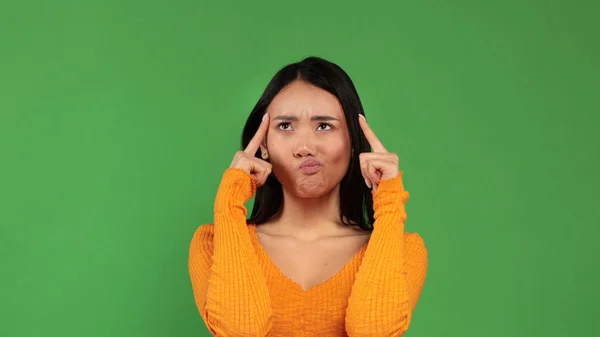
[229,113,273,187]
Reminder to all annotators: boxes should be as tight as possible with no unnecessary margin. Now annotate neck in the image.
[272,185,343,238]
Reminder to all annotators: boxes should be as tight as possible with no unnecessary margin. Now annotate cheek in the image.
[265,137,289,165]
[332,151,351,171]
[326,136,351,163]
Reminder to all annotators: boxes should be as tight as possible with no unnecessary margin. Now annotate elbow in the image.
[345,315,409,337]
[204,312,272,337]
[205,324,271,337]
[346,326,409,337]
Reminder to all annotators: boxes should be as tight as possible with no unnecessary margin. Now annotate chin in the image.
[293,174,334,198]
[274,166,342,199]
[296,185,327,198]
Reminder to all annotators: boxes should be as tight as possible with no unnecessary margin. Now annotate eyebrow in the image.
[273,115,339,122]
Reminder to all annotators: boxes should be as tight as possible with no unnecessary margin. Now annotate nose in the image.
[294,142,316,158]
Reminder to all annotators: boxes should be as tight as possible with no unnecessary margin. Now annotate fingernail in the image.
[373,184,377,192]
[262,113,267,121]
[365,178,371,188]
[359,114,366,121]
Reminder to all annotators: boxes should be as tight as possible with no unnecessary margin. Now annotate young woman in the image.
[188,56,428,336]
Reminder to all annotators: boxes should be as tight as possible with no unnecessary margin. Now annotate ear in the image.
[260,143,269,160]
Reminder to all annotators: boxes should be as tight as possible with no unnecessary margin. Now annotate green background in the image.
[1,0,599,336]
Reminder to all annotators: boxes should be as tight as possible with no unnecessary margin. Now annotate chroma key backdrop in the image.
[1,1,598,336]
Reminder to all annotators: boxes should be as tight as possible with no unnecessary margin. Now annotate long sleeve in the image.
[188,168,273,337]
[345,172,428,337]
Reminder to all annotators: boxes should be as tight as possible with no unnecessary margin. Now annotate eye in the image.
[317,123,332,131]
[278,122,292,131]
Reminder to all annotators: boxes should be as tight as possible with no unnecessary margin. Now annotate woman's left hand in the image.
[358,114,400,191]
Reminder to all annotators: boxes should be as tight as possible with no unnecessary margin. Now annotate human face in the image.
[262,80,352,198]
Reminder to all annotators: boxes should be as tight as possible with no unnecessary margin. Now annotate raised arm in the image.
[345,174,428,336]
[188,114,274,336]
[345,115,428,337]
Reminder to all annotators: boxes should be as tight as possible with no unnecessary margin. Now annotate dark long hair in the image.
[242,56,374,230]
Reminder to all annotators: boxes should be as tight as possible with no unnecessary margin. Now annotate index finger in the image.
[244,113,270,155]
[358,114,387,153]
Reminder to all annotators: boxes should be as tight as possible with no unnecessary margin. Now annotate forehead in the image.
[267,81,345,118]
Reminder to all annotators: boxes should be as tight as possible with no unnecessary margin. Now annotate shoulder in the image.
[192,223,215,240]
[189,224,215,257]
[188,223,257,254]
[403,232,428,256]
[404,232,425,245]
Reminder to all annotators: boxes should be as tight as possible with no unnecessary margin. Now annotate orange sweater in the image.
[188,168,428,337]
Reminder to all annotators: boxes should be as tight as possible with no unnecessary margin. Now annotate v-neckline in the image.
[248,224,369,293]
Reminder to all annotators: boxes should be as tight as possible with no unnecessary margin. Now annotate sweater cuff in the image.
[214,168,256,213]
[372,172,410,214]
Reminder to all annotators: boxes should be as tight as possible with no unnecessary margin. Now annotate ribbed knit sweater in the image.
[188,168,428,336]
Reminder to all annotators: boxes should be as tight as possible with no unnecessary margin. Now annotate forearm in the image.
[206,169,273,336]
[345,176,411,337]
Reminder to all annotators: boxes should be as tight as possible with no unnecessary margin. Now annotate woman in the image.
[188,56,428,337]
